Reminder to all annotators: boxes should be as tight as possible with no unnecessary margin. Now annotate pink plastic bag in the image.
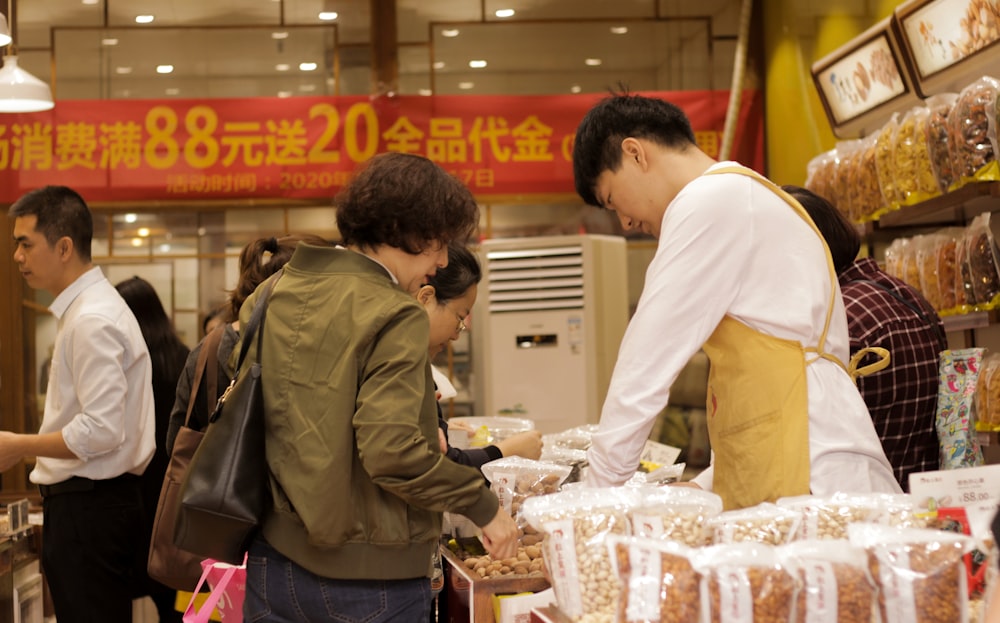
[183,556,247,623]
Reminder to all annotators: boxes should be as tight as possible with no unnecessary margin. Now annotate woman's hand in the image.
[495,430,543,460]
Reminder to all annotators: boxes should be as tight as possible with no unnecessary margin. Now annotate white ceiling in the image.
[6,0,742,98]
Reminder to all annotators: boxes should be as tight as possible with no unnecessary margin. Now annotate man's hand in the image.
[479,508,519,560]
[0,432,25,472]
[437,428,448,453]
[495,430,543,460]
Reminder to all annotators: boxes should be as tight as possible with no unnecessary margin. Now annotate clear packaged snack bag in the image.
[628,486,723,547]
[974,352,1000,432]
[936,348,986,469]
[707,502,803,546]
[777,539,876,623]
[606,535,701,623]
[916,232,945,311]
[895,104,942,205]
[804,149,837,208]
[874,113,903,209]
[964,212,1000,308]
[832,139,860,222]
[925,93,960,193]
[849,133,884,222]
[949,76,1000,183]
[691,542,798,623]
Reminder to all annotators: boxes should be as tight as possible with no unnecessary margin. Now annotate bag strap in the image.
[184,325,226,428]
[849,278,948,347]
[182,562,238,623]
[233,270,283,374]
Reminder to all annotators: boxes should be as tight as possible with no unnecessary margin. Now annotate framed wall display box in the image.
[811,16,922,138]
[896,0,1000,97]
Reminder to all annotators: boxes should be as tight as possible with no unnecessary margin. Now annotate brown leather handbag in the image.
[147,324,226,591]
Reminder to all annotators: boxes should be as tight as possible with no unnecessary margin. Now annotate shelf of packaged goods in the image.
[874,182,1000,229]
[941,311,997,333]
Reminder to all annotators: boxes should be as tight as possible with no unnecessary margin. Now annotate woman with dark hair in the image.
[165,233,327,455]
[114,276,190,623]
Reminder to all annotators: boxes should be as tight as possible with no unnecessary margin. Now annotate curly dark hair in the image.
[572,92,696,207]
[336,152,479,254]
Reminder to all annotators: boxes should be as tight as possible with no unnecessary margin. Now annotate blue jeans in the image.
[244,536,432,623]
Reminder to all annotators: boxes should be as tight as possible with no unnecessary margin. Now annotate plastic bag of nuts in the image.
[975,352,1000,431]
[935,228,965,313]
[918,232,946,311]
[804,149,837,209]
[776,539,877,623]
[606,535,701,623]
[964,213,1000,309]
[874,113,903,209]
[777,493,879,541]
[481,456,573,527]
[832,139,860,222]
[925,93,960,194]
[894,104,943,206]
[949,76,999,182]
[708,502,803,546]
[848,523,975,623]
[521,487,641,623]
[628,486,723,547]
[691,542,798,623]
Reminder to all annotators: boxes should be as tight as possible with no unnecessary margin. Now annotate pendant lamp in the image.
[0,13,11,47]
[0,0,54,113]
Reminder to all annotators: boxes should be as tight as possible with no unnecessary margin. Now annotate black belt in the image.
[38,474,139,498]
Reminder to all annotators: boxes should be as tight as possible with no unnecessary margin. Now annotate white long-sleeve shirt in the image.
[586,163,901,497]
[31,266,155,485]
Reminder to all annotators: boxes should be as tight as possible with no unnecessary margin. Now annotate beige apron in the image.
[700,166,851,510]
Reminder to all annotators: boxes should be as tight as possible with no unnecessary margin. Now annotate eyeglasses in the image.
[444,303,468,333]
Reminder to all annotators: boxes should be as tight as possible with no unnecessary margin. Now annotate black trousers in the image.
[40,475,145,623]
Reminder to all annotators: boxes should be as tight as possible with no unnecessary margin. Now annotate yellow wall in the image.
[762,0,900,185]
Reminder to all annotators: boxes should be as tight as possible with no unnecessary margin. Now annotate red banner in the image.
[0,91,763,203]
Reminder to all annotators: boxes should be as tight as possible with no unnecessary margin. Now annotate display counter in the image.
[441,545,549,623]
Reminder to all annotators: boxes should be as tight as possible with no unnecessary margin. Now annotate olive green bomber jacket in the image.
[237,243,499,580]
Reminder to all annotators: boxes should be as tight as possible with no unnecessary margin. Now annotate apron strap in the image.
[847,346,891,380]
[704,165,846,372]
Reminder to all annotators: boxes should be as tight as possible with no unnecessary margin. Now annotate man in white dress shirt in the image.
[4,186,155,622]
[572,93,900,508]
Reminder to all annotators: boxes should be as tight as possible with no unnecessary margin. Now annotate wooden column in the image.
[370,0,398,95]
[0,212,29,496]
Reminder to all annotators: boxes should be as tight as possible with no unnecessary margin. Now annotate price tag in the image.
[640,440,682,469]
[909,464,1000,540]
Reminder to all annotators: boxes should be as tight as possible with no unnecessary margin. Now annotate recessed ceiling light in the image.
[156,65,174,74]
[469,60,487,69]
[299,84,317,92]
[418,88,432,96]
[299,62,318,71]
[137,227,150,237]
[159,244,171,253]
[610,26,629,35]
[275,63,290,71]
[102,38,119,46]
[277,91,293,98]
[441,29,460,38]
[458,81,474,90]
[495,9,515,18]
[570,85,582,94]
[124,213,137,223]
[131,238,143,247]
[584,58,602,66]
[135,15,154,24]
[165,88,180,95]
[271,31,289,40]
[115,66,133,74]
[318,11,338,21]
[82,0,98,4]
[433,61,445,70]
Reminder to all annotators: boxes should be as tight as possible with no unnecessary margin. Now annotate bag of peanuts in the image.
[874,113,904,210]
[628,486,723,547]
[690,542,799,623]
[894,103,943,206]
[848,523,975,623]
[975,352,1000,432]
[776,539,877,623]
[481,456,572,526]
[708,502,803,546]
[949,76,1000,185]
[521,487,641,623]
[605,535,701,623]
[777,493,880,541]
[925,93,960,194]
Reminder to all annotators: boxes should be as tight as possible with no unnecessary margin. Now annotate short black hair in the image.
[336,152,479,254]
[425,244,481,303]
[573,92,696,206]
[783,185,860,273]
[8,186,93,262]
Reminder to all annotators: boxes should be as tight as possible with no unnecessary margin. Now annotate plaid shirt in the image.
[839,257,946,491]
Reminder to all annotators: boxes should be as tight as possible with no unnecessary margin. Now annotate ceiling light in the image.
[299,62,318,71]
[137,227,150,237]
[159,244,171,253]
[458,81,474,90]
[495,9,515,18]
[584,58,602,66]
[441,29,459,38]
[131,238,143,247]
[275,63,290,72]
[432,61,445,70]
[115,66,132,74]
[610,26,629,35]
[0,14,9,47]
[101,38,119,46]
[570,85,582,94]
[165,88,180,95]
[299,84,316,92]
[135,15,154,24]
[418,88,432,96]
[124,213,137,223]
[156,65,174,74]
[271,31,289,40]
[0,55,55,113]
[469,60,487,69]
[81,0,98,4]
[318,11,338,20]
[277,91,293,98]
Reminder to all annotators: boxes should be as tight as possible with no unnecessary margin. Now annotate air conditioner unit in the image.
[470,234,629,434]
